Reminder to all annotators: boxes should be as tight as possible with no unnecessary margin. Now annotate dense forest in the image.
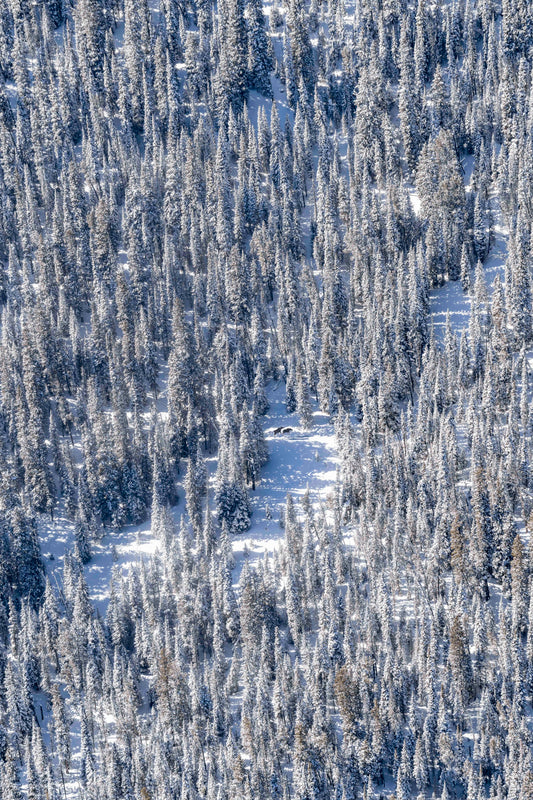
[1,0,533,796]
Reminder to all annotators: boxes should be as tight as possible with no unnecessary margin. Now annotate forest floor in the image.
[231,382,340,583]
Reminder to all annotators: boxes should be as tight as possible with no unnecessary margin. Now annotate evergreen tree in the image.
[247,0,273,97]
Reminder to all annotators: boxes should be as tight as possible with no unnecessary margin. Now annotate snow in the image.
[246,85,294,132]
[40,511,160,615]
[408,189,421,216]
[430,158,508,341]
[113,21,124,48]
[429,277,472,339]
[429,231,507,341]
[232,382,339,582]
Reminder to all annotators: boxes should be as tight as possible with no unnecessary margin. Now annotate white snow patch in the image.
[232,382,339,583]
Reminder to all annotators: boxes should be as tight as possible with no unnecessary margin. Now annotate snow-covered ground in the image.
[233,382,339,581]
[405,151,508,343]
[40,511,160,614]
[430,223,507,340]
